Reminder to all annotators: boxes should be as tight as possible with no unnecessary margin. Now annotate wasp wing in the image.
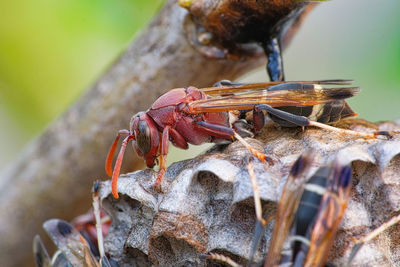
[43,219,99,267]
[51,251,73,267]
[33,235,51,267]
[303,163,352,267]
[201,80,353,96]
[263,153,315,267]
[190,81,360,113]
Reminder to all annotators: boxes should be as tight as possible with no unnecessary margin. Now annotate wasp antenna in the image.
[246,157,267,262]
[105,130,130,177]
[92,181,105,258]
[105,135,120,177]
[100,256,113,267]
[33,235,51,267]
[250,220,264,263]
[346,242,364,267]
[111,135,134,199]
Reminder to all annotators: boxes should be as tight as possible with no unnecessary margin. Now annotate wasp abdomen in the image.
[270,100,356,127]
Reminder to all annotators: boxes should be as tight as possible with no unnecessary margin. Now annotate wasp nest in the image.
[98,119,400,266]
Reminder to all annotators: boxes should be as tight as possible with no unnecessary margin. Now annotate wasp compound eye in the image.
[136,120,151,155]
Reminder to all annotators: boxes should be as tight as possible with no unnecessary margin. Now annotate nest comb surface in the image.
[98,119,400,267]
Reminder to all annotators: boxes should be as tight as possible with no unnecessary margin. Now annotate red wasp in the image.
[106,80,389,198]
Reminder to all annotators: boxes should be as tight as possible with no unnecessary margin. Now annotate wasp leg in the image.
[92,181,105,259]
[246,156,276,263]
[255,104,390,139]
[307,121,392,139]
[233,132,270,163]
[247,158,267,263]
[264,37,284,82]
[309,121,392,139]
[232,119,254,138]
[153,127,170,191]
[213,80,246,87]
[195,121,235,139]
[347,213,400,267]
[153,126,189,191]
[200,253,243,267]
[195,121,269,162]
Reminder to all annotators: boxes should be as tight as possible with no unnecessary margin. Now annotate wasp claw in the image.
[152,169,165,192]
[265,156,275,165]
[374,131,392,139]
[151,183,162,193]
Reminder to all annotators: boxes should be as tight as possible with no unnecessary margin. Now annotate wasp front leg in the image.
[264,37,284,82]
[153,126,188,191]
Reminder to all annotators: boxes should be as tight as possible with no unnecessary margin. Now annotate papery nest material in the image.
[98,119,400,266]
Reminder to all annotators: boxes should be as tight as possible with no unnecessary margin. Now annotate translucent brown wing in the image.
[189,80,359,113]
[263,153,315,267]
[200,80,353,96]
[33,235,51,267]
[43,219,99,267]
[303,162,352,267]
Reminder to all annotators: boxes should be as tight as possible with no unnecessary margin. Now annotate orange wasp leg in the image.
[105,129,130,177]
[153,126,170,191]
[234,132,269,163]
[153,126,189,191]
[111,135,134,199]
[195,120,269,163]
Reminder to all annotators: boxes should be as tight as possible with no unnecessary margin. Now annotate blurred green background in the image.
[0,0,399,170]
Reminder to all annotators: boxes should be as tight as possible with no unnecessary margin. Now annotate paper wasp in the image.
[33,182,115,267]
[105,79,389,198]
[205,153,352,267]
[264,155,352,267]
